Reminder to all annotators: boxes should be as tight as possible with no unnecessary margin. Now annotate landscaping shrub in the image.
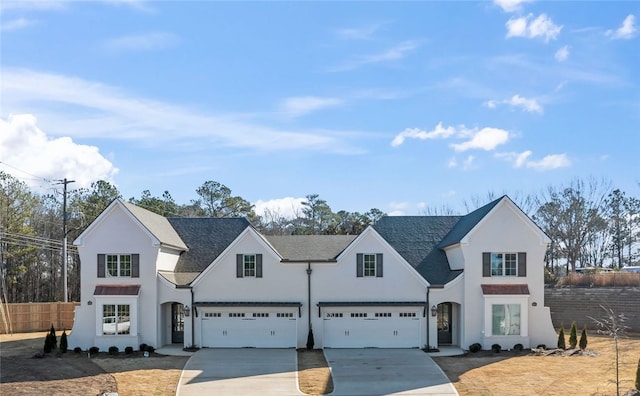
[73,347,82,354]
[306,329,315,350]
[43,324,57,353]
[513,343,524,352]
[579,325,588,350]
[468,343,482,353]
[569,321,578,349]
[146,346,155,353]
[636,357,639,391]
[536,344,547,350]
[139,343,148,352]
[60,330,68,353]
[89,346,99,355]
[557,326,566,350]
[125,346,134,354]
[49,325,57,350]
[108,346,119,355]
[491,344,502,353]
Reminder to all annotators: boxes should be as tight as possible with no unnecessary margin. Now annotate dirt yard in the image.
[2,332,638,396]
[433,335,640,396]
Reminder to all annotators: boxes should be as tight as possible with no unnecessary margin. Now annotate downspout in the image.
[190,287,194,347]
[306,262,314,349]
[426,286,430,350]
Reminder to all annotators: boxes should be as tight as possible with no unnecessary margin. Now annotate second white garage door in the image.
[201,309,297,348]
[323,309,421,348]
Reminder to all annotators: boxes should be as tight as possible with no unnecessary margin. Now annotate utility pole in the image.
[56,178,75,302]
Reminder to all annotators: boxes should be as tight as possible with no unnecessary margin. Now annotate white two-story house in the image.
[69,195,557,351]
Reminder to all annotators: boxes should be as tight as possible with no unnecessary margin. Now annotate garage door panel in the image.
[202,311,297,348]
[323,310,420,348]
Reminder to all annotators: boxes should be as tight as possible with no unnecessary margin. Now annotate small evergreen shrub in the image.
[306,329,315,350]
[60,331,68,353]
[468,343,482,353]
[513,343,524,352]
[579,325,588,350]
[569,321,578,349]
[139,343,148,352]
[89,346,99,355]
[557,326,566,350]
[43,334,53,353]
[108,346,119,355]
[491,344,502,353]
[48,324,57,349]
[73,347,82,354]
[125,346,134,354]
[146,346,155,353]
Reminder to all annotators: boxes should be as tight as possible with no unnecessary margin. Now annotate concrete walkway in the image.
[176,348,301,396]
[324,348,459,395]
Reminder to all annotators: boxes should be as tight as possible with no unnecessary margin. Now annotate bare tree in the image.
[589,306,630,396]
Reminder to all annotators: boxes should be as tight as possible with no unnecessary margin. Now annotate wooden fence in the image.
[0,302,79,334]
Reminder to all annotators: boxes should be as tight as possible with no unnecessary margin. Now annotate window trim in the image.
[491,252,518,277]
[244,254,256,277]
[95,295,138,337]
[483,295,528,338]
[356,253,383,278]
[106,254,132,277]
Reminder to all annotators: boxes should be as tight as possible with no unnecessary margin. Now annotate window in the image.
[350,313,367,317]
[492,304,521,335]
[229,313,245,317]
[204,312,221,318]
[244,255,256,277]
[400,312,416,317]
[374,312,391,317]
[364,254,376,277]
[356,253,383,278]
[326,312,343,318]
[252,313,269,317]
[102,304,130,335]
[106,254,131,277]
[277,313,294,318]
[491,253,517,276]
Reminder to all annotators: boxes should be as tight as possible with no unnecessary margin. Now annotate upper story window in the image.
[97,254,139,278]
[356,253,383,278]
[483,252,526,277]
[107,254,131,277]
[236,254,263,278]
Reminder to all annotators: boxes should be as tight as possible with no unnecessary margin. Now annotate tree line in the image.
[0,171,638,303]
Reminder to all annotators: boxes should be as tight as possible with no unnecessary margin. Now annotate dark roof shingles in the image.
[265,235,357,261]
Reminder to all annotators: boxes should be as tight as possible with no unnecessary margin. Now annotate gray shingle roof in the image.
[167,217,251,273]
[265,235,357,261]
[438,196,503,248]
[120,200,188,250]
[158,271,200,286]
[373,216,463,285]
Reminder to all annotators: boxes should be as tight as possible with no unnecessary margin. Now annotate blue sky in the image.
[1,0,638,217]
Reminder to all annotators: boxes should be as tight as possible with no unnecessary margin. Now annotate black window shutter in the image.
[131,254,140,278]
[356,253,364,277]
[97,254,105,278]
[256,254,263,278]
[482,253,491,277]
[518,252,527,277]
[376,253,383,277]
[236,254,243,278]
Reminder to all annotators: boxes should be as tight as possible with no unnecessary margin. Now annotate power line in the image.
[0,161,53,184]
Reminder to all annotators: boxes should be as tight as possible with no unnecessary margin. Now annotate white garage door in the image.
[201,309,297,348]
[323,309,421,348]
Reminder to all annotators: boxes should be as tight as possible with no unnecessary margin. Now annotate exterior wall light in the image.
[184,305,190,317]
[431,305,437,317]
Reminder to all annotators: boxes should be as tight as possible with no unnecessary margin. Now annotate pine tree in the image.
[60,330,68,353]
[579,325,588,350]
[557,325,566,350]
[569,321,578,349]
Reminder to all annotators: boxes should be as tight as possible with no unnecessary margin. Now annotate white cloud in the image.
[450,127,510,152]
[485,94,543,114]
[506,14,562,42]
[606,14,637,40]
[0,114,118,192]
[280,96,343,117]
[462,155,476,170]
[493,0,533,13]
[496,150,570,170]
[335,22,388,40]
[1,17,36,32]
[527,153,571,170]
[391,122,456,147]
[253,197,306,220]
[1,68,362,154]
[555,45,569,62]
[328,40,420,72]
[105,32,179,51]
[388,201,409,216]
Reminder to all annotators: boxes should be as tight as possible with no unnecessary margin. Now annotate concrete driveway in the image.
[176,348,301,396]
[324,349,458,395]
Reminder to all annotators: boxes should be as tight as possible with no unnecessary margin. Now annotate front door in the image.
[171,303,184,344]
[437,303,452,345]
